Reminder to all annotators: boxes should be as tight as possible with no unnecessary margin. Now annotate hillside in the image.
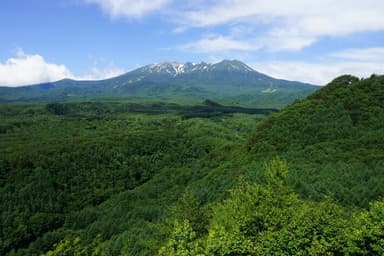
[0,60,317,107]
[1,75,383,255]
[247,74,384,206]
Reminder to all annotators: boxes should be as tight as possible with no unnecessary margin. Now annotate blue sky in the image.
[1,0,384,86]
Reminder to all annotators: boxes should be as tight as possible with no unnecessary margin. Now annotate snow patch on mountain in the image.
[134,60,256,80]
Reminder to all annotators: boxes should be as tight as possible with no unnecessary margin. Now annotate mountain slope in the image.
[247,74,384,206]
[0,60,317,107]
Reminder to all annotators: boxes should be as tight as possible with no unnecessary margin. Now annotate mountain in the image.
[130,59,254,77]
[0,60,318,107]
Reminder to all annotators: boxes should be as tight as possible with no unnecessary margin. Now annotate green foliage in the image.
[1,75,384,256]
[0,101,262,255]
[197,158,383,255]
[158,220,204,256]
[346,200,384,255]
[247,75,384,207]
[43,235,103,256]
[264,156,288,187]
[168,191,208,235]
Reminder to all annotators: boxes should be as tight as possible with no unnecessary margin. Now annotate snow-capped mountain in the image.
[138,62,188,76]
[135,60,254,77]
[0,60,318,105]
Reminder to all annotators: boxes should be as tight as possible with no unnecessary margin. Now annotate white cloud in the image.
[79,0,384,53]
[251,61,345,85]
[0,50,73,87]
[76,66,125,80]
[178,32,315,53]
[251,48,384,85]
[83,0,172,18]
[261,32,315,51]
[180,36,258,53]
[176,0,384,51]
[0,50,127,87]
[330,47,384,62]
[179,0,384,33]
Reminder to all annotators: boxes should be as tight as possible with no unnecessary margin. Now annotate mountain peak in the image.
[138,61,209,76]
[136,60,254,77]
[213,59,254,72]
[144,62,185,75]
[151,61,182,68]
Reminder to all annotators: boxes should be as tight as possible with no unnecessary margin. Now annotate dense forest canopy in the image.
[1,75,383,255]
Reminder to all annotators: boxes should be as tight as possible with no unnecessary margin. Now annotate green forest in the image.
[1,74,384,255]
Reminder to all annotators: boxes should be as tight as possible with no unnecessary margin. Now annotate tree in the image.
[158,220,204,256]
[346,200,384,255]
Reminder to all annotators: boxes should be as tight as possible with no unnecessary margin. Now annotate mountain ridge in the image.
[0,60,318,106]
[134,60,255,77]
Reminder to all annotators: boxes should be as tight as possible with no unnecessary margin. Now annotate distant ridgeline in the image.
[0,60,317,107]
[0,74,383,255]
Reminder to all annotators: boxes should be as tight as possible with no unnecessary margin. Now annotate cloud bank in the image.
[0,50,73,87]
[176,0,384,51]
[251,47,384,85]
[0,51,125,87]
[82,0,384,52]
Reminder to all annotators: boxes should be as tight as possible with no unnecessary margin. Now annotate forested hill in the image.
[1,75,384,255]
[247,74,384,206]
